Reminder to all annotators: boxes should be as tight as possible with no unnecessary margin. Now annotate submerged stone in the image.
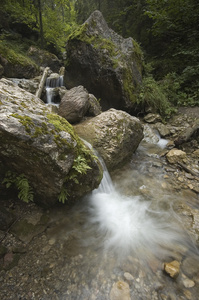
[164,260,180,278]
[110,281,131,300]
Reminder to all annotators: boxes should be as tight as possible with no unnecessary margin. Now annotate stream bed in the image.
[0,138,199,300]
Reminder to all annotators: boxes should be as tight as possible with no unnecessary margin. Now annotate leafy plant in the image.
[72,155,91,174]
[3,171,34,203]
[58,186,68,204]
[137,76,175,117]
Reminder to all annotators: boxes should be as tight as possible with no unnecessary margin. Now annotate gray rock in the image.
[58,86,90,123]
[74,108,143,170]
[144,113,162,124]
[58,86,101,123]
[9,78,39,94]
[0,78,102,207]
[87,93,102,117]
[65,10,142,113]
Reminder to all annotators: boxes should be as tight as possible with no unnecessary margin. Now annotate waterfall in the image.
[86,148,192,259]
[46,74,64,105]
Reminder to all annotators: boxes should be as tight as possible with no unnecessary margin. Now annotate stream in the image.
[1,136,199,300]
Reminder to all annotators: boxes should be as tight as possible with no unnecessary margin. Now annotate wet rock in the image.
[110,281,131,300]
[182,256,199,277]
[154,122,170,137]
[74,108,143,170]
[143,124,159,144]
[144,113,162,124]
[181,274,195,288]
[65,10,142,113]
[166,149,187,164]
[3,252,21,270]
[164,260,180,278]
[124,272,134,281]
[0,206,16,231]
[10,219,46,243]
[0,245,7,258]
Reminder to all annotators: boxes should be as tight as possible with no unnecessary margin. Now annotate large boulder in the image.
[58,85,101,123]
[0,78,102,207]
[65,10,143,113]
[74,108,144,170]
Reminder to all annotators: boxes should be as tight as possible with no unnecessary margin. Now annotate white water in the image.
[86,147,195,260]
[46,75,63,104]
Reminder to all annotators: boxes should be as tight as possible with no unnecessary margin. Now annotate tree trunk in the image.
[35,67,49,99]
[38,0,44,48]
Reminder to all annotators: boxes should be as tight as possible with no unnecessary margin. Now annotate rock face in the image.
[58,85,101,123]
[65,10,143,113]
[0,78,102,207]
[74,108,143,170]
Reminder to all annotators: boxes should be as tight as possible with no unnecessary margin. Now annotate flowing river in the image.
[1,135,199,300]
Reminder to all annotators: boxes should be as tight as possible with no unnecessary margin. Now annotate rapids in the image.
[1,134,199,300]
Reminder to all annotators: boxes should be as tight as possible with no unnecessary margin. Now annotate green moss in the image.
[31,122,49,138]
[0,41,37,69]
[68,23,118,58]
[122,68,137,104]
[11,113,34,134]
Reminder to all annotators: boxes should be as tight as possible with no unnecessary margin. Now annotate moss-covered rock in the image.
[0,78,102,207]
[74,108,144,170]
[0,41,39,79]
[65,10,143,113]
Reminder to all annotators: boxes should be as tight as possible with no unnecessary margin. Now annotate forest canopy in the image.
[0,0,199,110]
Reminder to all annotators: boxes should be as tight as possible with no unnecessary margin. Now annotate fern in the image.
[3,171,34,203]
[58,186,68,204]
[72,155,91,174]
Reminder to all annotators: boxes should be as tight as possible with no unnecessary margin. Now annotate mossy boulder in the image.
[74,108,144,170]
[0,42,39,79]
[65,10,143,113]
[0,78,102,207]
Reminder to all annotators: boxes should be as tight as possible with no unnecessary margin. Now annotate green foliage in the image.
[3,171,34,203]
[58,186,68,204]
[137,76,176,117]
[0,39,37,68]
[1,0,78,54]
[73,155,92,174]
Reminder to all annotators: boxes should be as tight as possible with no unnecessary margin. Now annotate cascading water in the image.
[46,74,64,105]
[86,147,193,260]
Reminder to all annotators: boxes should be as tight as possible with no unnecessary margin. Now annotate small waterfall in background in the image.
[45,68,64,105]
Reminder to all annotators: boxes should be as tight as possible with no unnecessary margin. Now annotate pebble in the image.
[182,274,195,288]
[164,260,180,278]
